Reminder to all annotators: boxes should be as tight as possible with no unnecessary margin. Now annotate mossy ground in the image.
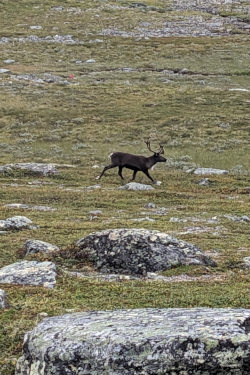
[0,0,249,374]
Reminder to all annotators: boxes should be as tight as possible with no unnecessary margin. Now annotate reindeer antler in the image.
[159,144,164,155]
[145,139,164,154]
[145,139,156,153]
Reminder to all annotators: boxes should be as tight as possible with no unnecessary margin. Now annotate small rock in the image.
[198,178,211,186]
[4,204,29,210]
[0,68,10,74]
[86,184,101,190]
[0,289,7,309]
[4,59,15,64]
[37,312,48,318]
[85,59,96,63]
[4,203,56,212]
[119,182,154,191]
[243,257,250,268]
[0,260,57,288]
[224,214,250,223]
[191,168,228,175]
[229,88,249,92]
[24,240,59,256]
[0,163,59,176]
[132,217,155,222]
[30,26,43,30]
[144,202,156,209]
[169,217,187,223]
[89,210,102,220]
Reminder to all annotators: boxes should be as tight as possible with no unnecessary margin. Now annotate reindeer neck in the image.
[146,155,157,169]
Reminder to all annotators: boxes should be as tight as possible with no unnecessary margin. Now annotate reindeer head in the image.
[145,140,166,162]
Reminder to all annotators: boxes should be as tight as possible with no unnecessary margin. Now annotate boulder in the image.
[119,182,154,191]
[0,289,7,308]
[75,228,216,275]
[0,260,56,288]
[24,240,59,255]
[0,216,33,230]
[15,308,250,375]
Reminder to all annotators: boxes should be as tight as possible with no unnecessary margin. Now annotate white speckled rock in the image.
[75,228,216,275]
[119,182,154,191]
[192,168,228,175]
[0,216,33,230]
[0,260,57,288]
[15,308,250,375]
[24,240,59,255]
[0,289,7,308]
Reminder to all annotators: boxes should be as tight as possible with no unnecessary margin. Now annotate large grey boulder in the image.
[0,260,56,288]
[24,240,59,256]
[0,289,7,308]
[0,216,33,230]
[75,228,216,275]
[15,308,250,375]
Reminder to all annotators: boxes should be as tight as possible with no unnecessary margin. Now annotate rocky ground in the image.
[0,0,249,374]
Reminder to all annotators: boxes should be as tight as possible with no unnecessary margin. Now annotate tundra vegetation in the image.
[0,0,249,374]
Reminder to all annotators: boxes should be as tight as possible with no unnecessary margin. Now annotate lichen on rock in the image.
[75,228,216,275]
[0,260,57,288]
[15,308,250,375]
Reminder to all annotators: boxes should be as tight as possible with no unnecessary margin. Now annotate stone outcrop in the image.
[24,240,59,256]
[0,260,56,288]
[15,308,250,375]
[75,228,216,275]
[0,216,33,231]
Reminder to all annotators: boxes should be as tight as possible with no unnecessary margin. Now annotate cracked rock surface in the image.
[15,308,250,375]
[0,260,57,288]
[75,228,216,275]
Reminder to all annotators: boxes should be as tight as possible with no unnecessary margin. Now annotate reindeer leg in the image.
[143,169,155,183]
[130,170,138,181]
[98,164,117,179]
[118,166,124,180]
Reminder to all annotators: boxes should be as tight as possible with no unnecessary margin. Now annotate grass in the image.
[0,0,250,374]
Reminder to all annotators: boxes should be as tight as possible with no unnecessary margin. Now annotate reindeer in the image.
[97,140,166,183]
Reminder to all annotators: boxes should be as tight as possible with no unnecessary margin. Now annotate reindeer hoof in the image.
[155,180,162,186]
